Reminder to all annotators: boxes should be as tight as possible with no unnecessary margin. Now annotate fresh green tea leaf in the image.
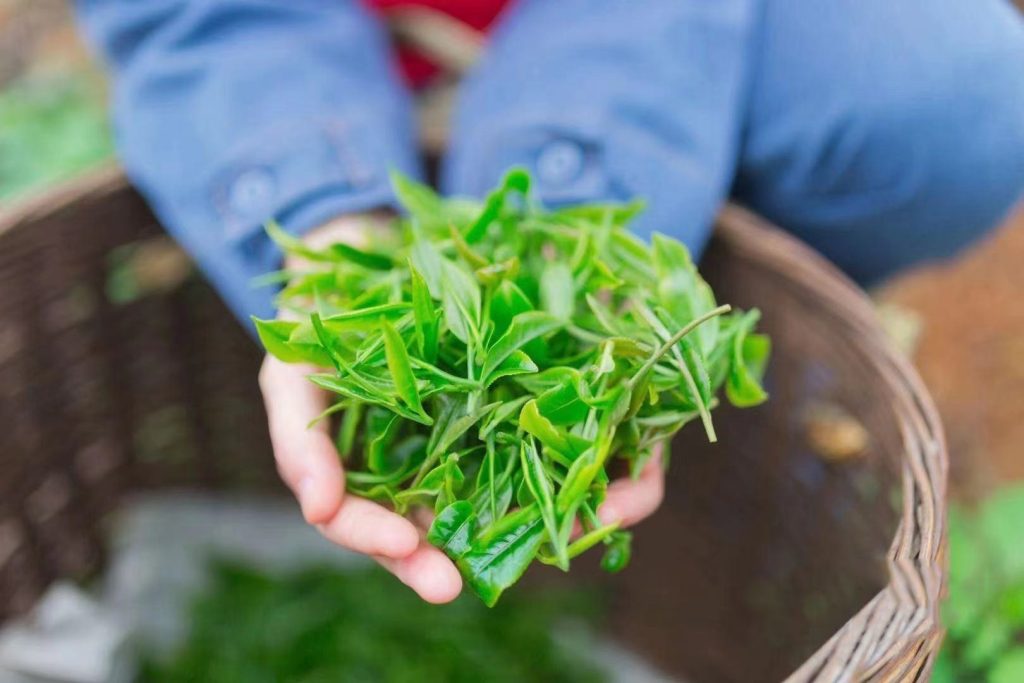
[479,396,531,439]
[441,260,482,345]
[464,167,531,244]
[265,220,332,262]
[564,522,620,561]
[486,350,539,385]
[391,171,447,230]
[600,531,632,573]
[541,261,575,321]
[458,505,546,607]
[253,318,332,366]
[365,408,401,474]
[409,265,439,362]
[520,439,563,568]
[256,169,769,605]
[482,311,562,384]
[428,500,478,557]
[519,400,592,461]
[489,280,534,340]
[652,233,718,355]
[410,235,445,297]
[727,331,770,408]
[381,319,430,422]
[535,371,590,425]
[329,242,394,270]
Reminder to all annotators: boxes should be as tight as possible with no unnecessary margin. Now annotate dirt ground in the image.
[879,206,1024,498]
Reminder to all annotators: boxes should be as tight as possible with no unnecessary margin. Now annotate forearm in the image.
[76,0,420,321]
[443,0,759,257]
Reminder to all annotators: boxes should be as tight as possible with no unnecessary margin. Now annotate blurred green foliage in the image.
[0,74,113,201]
[140,561,608,683]
[934,485,1024,683]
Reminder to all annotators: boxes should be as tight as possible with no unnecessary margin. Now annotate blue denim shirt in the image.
[76,0,1024,324]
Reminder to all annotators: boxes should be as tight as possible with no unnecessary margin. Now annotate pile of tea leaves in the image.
[140,562,607,683]
[255,169,769,605]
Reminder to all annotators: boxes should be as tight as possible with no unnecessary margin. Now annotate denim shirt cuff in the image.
[208,114,421,248]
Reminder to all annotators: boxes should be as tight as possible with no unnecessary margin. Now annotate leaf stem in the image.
[627,304,731,391]
[466,343,480,414]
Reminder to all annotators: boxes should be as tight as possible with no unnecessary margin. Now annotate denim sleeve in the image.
[446,0,1024,285]
[443,0,760,259]
[733,0,1024,284]
[76,0,420,322]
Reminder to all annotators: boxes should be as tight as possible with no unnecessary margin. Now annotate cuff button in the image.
[228,168,276,219]
[536,139,585,188]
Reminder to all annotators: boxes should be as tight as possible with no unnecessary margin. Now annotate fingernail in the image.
[598,504,621,525]
[298,476,315,508]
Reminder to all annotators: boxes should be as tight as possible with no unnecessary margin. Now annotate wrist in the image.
[285,211,394,271]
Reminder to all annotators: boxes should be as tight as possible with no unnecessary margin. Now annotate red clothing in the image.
[364,0,511,86]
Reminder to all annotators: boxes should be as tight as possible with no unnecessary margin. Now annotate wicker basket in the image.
[0,166,945,682]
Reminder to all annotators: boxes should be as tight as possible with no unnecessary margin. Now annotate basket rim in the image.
[716,206,947,682]
[0,161,124,238]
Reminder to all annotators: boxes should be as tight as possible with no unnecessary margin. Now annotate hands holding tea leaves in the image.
[256,171,769,605]
[260,210,670,603]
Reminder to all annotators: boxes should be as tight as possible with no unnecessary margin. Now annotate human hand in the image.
[260,213,463,603]
[259,214,667,603]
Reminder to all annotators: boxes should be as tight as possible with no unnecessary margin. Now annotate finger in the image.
[259,356,344,524]
[376,539,463,604]
[598,445,665,528]
[317,495,420,559]
[410,506,436,531]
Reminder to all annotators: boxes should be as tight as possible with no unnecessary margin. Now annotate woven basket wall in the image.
[0,166,945,682]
